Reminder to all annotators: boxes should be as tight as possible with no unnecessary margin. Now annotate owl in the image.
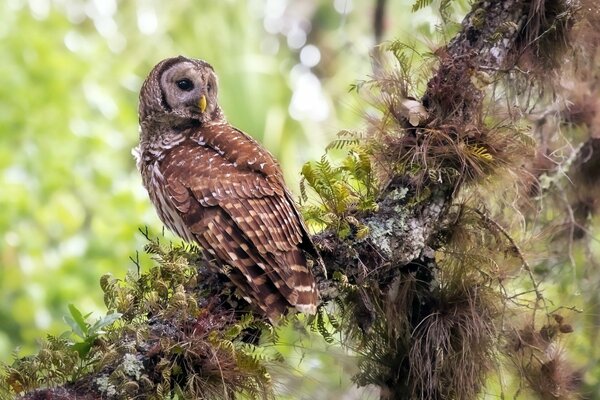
[135,56,319,321]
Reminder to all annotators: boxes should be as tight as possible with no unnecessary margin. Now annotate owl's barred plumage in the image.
[136,56,319,320]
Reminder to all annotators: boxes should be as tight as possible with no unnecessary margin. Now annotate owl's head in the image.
[139,56,222,125]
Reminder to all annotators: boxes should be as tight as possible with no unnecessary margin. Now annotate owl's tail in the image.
[197,208,318,322]
[282,248,318,316]
[233,246,318,322]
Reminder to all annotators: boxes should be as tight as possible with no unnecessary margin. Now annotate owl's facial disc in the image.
[160,61,217,120]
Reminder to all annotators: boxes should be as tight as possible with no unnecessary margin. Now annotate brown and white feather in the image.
[137,56,318,320]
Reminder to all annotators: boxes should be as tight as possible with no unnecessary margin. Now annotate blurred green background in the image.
[0,0,452,397]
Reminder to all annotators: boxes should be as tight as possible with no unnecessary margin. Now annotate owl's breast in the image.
[144,159,196,243]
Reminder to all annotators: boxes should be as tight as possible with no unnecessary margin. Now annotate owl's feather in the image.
[159,135,317,320]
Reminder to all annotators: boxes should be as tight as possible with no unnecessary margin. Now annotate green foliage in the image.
[2,234,281,399]
[2,305,121,395]
[100,238,279,399]
[2,335,78,395]
[381,40,431,99]
[310,306,338,344]
[324,132,360,151]
[65,304,122,359]
[387,40,417,69]
[411,0,435,13]
[101,231,201,321]
[412,0,458,24]
[300,134,378,238]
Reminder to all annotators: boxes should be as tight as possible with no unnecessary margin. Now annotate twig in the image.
[471,208,547,313]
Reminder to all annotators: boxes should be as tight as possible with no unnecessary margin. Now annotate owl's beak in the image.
[199,95,207,113]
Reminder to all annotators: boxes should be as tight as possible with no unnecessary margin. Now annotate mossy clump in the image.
[505,316,580,399]
[515,0,576,72]
[1,235,279,400]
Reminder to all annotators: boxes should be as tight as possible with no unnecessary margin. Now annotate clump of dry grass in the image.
[362,63,533,194]
[335,245,504,400]
[515,0,576,72]
[408,271,500,399]
[505,316,580,399]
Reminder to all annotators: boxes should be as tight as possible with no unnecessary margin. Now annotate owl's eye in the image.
[176,79,194,91]
[207,82,212,92]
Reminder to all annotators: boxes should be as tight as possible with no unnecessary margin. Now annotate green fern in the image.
[386,40,414,70]
[439,0,454,23]
[325,130,360,151]
[411,0,434,13]
[412,0,454,23]
[348,80,367,93]
[469,145,493,161]
[300,136,378,238]
[311,306,337,344]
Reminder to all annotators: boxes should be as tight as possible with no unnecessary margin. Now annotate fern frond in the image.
[301,142,378,237]
[313,307,335,344]
[411,0,434,13]
[299,178,308,202]
[326,138,360,151]
[386,40,412,68]
[349,80,368,93]
[439,0,454,23]
[469,145,493,161]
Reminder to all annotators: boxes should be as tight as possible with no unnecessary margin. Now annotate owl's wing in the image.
[162,141,304,252]
[160,139,316,318]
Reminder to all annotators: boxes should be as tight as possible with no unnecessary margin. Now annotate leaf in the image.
[300,144,378,238]
[299,178,308,202]
[348,80,367,93]
[315,307,334,344]
[88,312,122,335]
[63,316,83,339]
[66,304,89,337]
[469,145,493,161]
[325,138,360,151]
[71,340,94,359]
[356,225,370,240]
[411,0,434,12]
[439,0,454,23]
